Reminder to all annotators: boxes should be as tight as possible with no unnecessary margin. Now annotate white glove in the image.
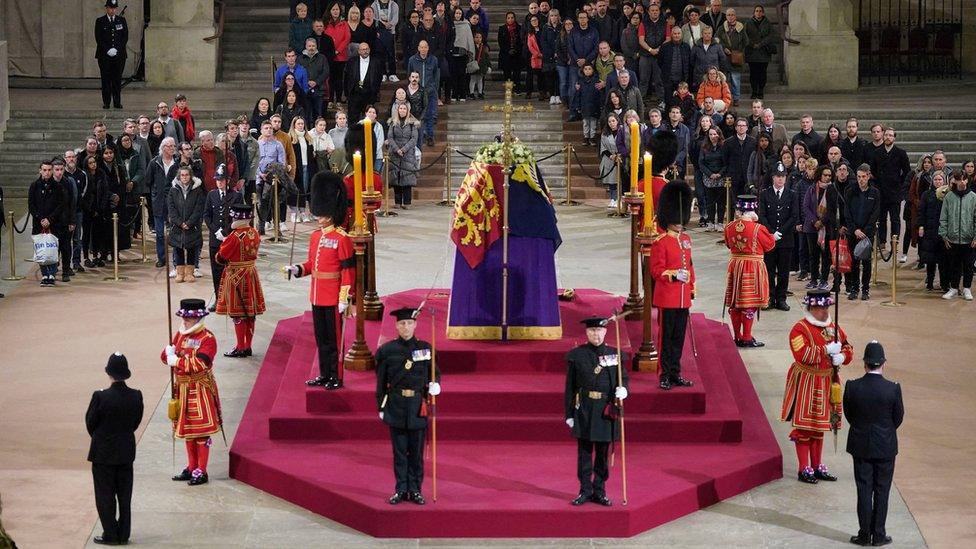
[214,229,225,241]
[107,48,118,57]
[566,418,574,428]
[831,353,845,366]
[825,341,842,355]
[773,231,782,241]
[379,412,384,420]
[675,269,690,283]
[166,344,177,357]
[428,382,441,396]
[615,386,628,400]
[284,265,299,277]
[166,352,179,367]
[339,302,349,314]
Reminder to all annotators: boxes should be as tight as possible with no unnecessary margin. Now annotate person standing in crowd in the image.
[449,7,476,102]
[466,0,489,36]
[163,298,222,486]
[146,138,180,267]
[723,117,756,198]
[408,41,440,146]
[275,48,311,96]
[724,194,775,346]
[204,165,239,310]
[470,30,491,100]
[276,86,307,131]
[699,127,726,230]
[744,4,775,99]
[94,0,128,109]
[215,201,266,357]
[497,11,524,95]
[599,113,621,208]
[667,106,691,172]
[794,157,818,281]
[637,3,666,104]
[402,10,422,72]
[50,159,77,281]
[375,307,441,505]
[844,164,881,301]
[289,2,314,53]
[328,111,350,172]
[781,289,854,484]
[716,7,745,107]
[681,7,707,51]
[100,146,133,257]
[659,27,691,106]
[249,98,273,139]
[750,108,788,153]
[804,165,840,291]
[758,162,796,311]
[690,29,726,99]
[840,117,868,171]
[747,132,774,193]
[301,37,330,123]
[167,167,206,283]
[564,316,628,507]
[192,131,225,193]
[523,14,545,101]
[286,172,354,389]
[28,160,66,285]
[870,127,911,248]
[575,64,601,146]
[844,341,904,547]
[290,116,317,222]
[271,114,298,180]
[171,94,196,143]
[791,114,823,161]
[388,102,421,209]
[310,117,336,173]
[651,181,696,391]
[64,150,88,273]
[155,101,186,143]
[689,115,713,227]
[86,352,143,547]
[939,170,976,301]
[917,171,949,292]
[83,154,112,269]
[325,2,351,107]
[345,42,382,121]
[116,134,146,243]
[372,0,400,82]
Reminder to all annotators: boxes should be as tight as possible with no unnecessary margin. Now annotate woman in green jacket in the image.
[743,4,777,100]
[938,171,976,300]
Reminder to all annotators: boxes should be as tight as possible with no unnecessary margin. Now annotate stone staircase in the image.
[220,0,290,86]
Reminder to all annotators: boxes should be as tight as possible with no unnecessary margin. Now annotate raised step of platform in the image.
[228,289,782,538]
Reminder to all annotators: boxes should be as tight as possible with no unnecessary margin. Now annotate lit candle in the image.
[643,153,653,229]
[629,121,639,194]
[363,118,375,192]
[353,151,364,231]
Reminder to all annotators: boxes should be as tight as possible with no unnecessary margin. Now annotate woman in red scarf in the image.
[171,94,196,142]
[497,11,523,94]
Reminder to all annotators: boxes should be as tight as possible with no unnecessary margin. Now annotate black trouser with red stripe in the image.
[312,304,341,380]
[658,308,689,382]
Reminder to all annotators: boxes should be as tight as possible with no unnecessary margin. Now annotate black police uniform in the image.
[375,326,440,503]
[94,2,129,109]
[564,336,628,504]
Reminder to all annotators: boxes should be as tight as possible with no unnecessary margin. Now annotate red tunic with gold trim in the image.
[780,316,854,435]
[723,217,775,309]
[636,175,667,233]
[342,173,383,232]
[215,225,266,317]
[294,225,356,306]
[650,229,696,309]
[160,324,222,439]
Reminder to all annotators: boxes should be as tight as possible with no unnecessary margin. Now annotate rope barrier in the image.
[386,147,448,175]
[12,213,31,234]
[570,147,618,181]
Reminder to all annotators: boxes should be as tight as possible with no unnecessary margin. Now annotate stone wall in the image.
[144,0,217,88]
[0,41,8,143]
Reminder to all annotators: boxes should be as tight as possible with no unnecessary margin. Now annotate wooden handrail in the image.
[203,0,226,42]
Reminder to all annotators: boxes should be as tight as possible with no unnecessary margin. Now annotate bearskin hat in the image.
[646,130,678,174]
[310,171,347,222]
[656,180,693,230]
[344,120,376,168]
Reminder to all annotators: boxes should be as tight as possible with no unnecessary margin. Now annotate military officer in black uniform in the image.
[564,317,629,506]
[375,307,441,505]
[204,164,240,307]
[95,0,129,109]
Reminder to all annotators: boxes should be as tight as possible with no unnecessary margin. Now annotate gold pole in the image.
[251,192,259,227]
[3,211,25,280]
[615,156,625,216]
[103,213,128,281]
[269,176,283,242]
[140,197,149,263]
[378,150,397,217]
[560,143,579,206]
[881,235,904,306]
[871,226,887,286]
[724,176,732,224]
[430,308,438,503]
[613,315,628,506]
[439,142,452,206]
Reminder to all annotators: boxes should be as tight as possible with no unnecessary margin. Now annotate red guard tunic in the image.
[723,217,775,309]
[294,225,356,305]
[342,173,383,232]
[636,175,667,233]
[650,229,696,309]
[161,324,222,439]
[215,225,266,317]
[780,316,854,436]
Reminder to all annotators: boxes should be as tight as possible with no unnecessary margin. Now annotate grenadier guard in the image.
[215,199,266,358]
[724,194,776,347]
[650,180,696,391]
[375,307,442,505]
[286,172,356,389]
[564,317,629,507]
[780,289,854,484]
[162,298,223,486]
[94,0,128,110]
[341,121,383,231]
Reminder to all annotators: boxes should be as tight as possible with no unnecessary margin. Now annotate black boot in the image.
[188,472,209,486]
[305,376,329,387]
[172,468,192,481]
[410,491,426,505]
[590,493,612,506]
[326,378,344,390]
[388,492,407,504]
[571,492,589,505]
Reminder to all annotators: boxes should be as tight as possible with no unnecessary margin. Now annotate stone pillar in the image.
[0,41,8,143]
[145,0,217,87]
[785,0,859,91]
[963,5,976,74]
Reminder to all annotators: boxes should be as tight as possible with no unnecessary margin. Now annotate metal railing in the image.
[856,0,964,84]
[777,1,800,86]
[204,0,226,80]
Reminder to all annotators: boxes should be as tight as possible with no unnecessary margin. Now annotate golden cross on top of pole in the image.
[483,81,533,167]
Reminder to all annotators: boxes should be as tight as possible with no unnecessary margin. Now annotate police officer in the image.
[204,164,240,309]
[757,162,797,311]
[564,317,629,506]
[375,307,441,505]
[95,0,128,109]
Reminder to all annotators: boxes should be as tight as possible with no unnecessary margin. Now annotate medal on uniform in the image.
[594,366,603,375]
[404,359,413,370]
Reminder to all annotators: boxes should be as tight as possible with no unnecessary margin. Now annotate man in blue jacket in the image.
[658,26,691,102]
[568,11,600,119]
[407,40,441,146]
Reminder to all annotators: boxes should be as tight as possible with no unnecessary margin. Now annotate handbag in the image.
[466,59,480,74]
[853,237,873,261]
[829,239,852,273]
[167,398,180,421]
[730,50,745,66]
[32,232,59,265]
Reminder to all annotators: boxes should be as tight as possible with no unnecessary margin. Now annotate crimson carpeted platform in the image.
[229,289,781,538]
